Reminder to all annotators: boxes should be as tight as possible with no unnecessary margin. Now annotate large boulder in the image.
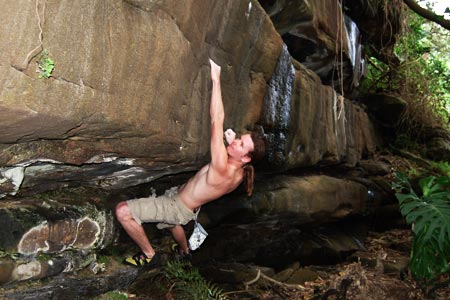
[0,0,281,166]
[0,1,391,295]
[202,175,369,227]
[421,127,450,162]
[0,0,381,196]
[363,93,407,128]
[259,0,367,92]
[275,62,380,168]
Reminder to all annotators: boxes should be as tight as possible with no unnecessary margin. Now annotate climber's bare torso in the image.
[178,59,254,211]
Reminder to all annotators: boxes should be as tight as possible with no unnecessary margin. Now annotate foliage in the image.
[391,172,450,283]
[431,160,450,177]
[394,12,450,125]
[93,291,128,300]
[38,49,55,79]
[362,8,450,136]
[407,166,419,177]
[164,260,228,300]
[97,254,110,265]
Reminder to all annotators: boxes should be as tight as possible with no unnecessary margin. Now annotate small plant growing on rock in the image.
[392,172,450,286]
[37,49,54,78]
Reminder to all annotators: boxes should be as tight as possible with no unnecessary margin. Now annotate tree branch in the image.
[403,0,450,31]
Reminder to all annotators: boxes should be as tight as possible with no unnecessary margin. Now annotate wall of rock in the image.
[0,0,379,195]
[0,0,404,298]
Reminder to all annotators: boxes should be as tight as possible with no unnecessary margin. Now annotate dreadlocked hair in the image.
[243,164,255,197]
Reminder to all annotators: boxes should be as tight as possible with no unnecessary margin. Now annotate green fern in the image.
[392,172,450,281]
[164,260,228,300]
[173,278,225,300]
[165,260,203,282]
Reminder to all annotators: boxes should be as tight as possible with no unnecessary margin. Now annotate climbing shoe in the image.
[171,244,192,261]
[123,252,160,268]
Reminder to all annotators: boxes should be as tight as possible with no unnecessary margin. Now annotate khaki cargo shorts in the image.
[127,188,196,230]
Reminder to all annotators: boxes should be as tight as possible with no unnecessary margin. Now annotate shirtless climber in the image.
[115,59,267,267]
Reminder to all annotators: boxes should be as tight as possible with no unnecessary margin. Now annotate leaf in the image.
[411,229,450,281]
[419,176,435,196]
[436,176,450,187]
[397,193,419,206]
[424,219,439,241]
[424,191,449,203]
[393,173,450,281]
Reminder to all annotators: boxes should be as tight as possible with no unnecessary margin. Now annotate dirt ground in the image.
[223,229,450,300]
[122,229,449,300]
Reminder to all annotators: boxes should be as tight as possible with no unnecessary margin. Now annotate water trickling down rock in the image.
[261,44,295,165]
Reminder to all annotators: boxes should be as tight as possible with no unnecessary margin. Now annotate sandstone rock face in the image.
[254,175,368,220]
[342,0,404,62]
[0,0,380,195]
[273,62,380,169]
[0,0,280,164]
[0,0,391,295]
[202,175,368,227]
[259,0,367,93]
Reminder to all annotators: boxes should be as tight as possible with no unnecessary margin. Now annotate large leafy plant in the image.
[392,172,450,282]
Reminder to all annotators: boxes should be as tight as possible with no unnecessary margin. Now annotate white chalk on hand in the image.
[224,128,236,145]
